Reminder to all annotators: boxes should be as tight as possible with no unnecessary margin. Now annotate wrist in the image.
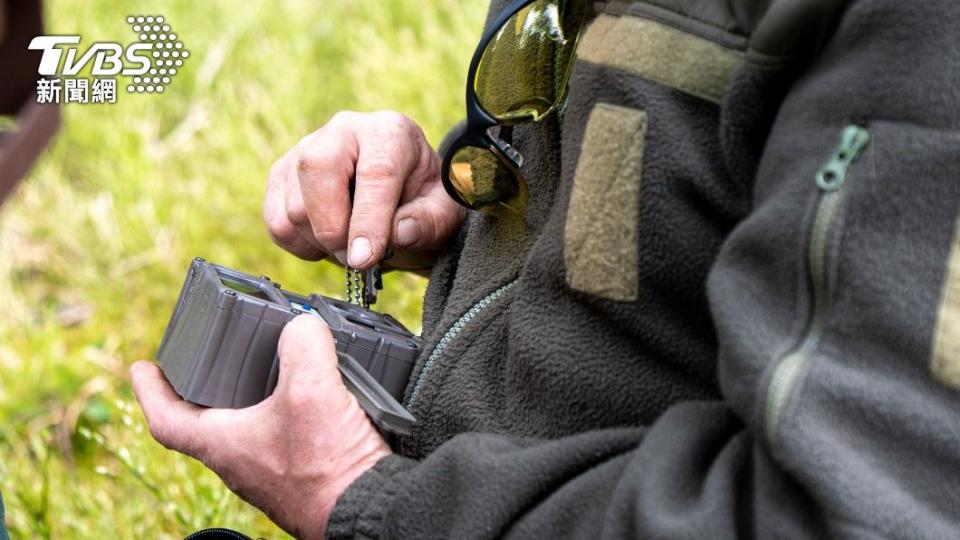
[309,444,392,538]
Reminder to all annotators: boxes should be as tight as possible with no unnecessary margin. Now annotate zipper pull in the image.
[816,125,870,191]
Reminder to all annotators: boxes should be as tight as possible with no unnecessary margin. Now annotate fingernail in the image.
[348,237,372,268]
[334,249,348,265]
[396,218,422,247]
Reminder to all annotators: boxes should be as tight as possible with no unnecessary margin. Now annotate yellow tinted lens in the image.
[475,0,589,122]
[449,145,524,211]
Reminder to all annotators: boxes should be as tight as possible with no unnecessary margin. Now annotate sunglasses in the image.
[441,0,592,215]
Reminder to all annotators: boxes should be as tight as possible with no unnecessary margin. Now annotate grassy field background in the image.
[0,1,485,537]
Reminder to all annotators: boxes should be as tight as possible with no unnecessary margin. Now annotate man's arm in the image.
[327,1,960,537]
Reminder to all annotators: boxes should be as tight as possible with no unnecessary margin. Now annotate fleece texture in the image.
[564,103,646,301]
[328,0,960,538]
[577,14,743,104]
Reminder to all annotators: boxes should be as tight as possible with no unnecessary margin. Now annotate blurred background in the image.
[0,0,485,537]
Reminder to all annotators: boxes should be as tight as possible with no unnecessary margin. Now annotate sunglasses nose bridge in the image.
[492,137,524,169]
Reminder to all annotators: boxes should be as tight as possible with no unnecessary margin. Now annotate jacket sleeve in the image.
[327,1,960,538]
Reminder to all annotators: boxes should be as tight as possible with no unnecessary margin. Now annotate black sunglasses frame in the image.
[440,0,539,210]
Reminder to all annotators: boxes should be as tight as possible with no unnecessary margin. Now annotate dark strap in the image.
[182,528,253,540]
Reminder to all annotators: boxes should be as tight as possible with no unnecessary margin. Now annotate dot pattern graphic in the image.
[125,15,189,94]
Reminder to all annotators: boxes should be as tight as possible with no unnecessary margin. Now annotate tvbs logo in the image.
[30,36,153,77]
[29,15,190,104]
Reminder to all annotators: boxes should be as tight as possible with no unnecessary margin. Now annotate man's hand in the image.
[263,110,466,271]
[131,315,390,539]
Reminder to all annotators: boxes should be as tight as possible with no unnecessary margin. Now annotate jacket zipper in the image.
[406,279,519,409]
[763,125,870,450]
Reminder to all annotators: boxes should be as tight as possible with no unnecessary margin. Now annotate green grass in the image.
[0,1,485,537]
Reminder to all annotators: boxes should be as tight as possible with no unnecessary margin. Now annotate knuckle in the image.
[285,205,309,227]
[296,152,322,177]
[330,110,356,126]
[267,220,307,252]
[284,384,315,412]
[411,144,440,178]
[405,117,427,140]
[266,215,294,239]
[384,111,419,140]
[377,109,410,127]
[296,143,336,178]
[310,225,342,247]
[350,204,384,225]
[357,157,401,182]
[264,218,322,259]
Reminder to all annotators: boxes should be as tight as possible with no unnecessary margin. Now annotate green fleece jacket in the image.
[328,0,960,537]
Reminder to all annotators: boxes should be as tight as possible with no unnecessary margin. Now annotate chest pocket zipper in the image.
[764,125,871,451]
[406,279,519,410]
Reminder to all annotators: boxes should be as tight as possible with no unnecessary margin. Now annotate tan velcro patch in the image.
[578,14,742,104]
[932,214,960,390]
[564,103,646,302]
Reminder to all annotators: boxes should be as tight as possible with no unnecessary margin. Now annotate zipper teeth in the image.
[407,279,519,408]
[764,190,838,447]
[764,346,810,445]
[763,125,870,450]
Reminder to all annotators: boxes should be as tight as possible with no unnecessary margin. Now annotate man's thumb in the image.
[392,192,465,250]
[276,314,341,391]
